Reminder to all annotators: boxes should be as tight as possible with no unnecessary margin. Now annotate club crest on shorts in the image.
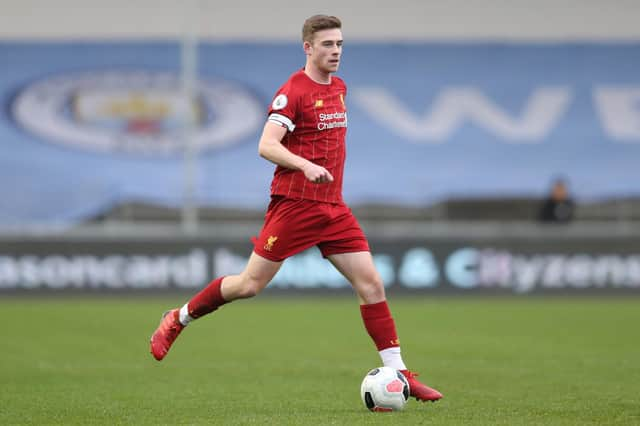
[264,236,278,252]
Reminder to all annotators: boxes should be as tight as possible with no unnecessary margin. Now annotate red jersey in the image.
[267,69,347,204]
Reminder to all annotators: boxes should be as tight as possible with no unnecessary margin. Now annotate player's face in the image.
[305,29,343,75]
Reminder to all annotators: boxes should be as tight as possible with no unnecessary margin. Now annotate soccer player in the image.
[150,14,443,403]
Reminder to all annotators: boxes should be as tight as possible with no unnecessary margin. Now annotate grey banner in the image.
[1,234,638,294]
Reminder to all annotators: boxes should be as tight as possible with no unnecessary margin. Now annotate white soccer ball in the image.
[360,366,410,412]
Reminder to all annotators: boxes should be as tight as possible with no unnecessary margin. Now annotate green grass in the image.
[1,297,639,425]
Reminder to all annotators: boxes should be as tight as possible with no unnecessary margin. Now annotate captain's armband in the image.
[268,113,295,132]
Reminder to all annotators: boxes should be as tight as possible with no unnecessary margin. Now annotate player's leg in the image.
[150,196,317,361]
[150,252,282,361]
[188,251,283,318]
[327,251,443,402]
[327,251,385,304]
[327,251,399,357]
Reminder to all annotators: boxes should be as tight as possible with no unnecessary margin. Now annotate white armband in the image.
[268,113,295,132]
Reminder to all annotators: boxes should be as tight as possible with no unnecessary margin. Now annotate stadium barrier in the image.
[1,222,638,295]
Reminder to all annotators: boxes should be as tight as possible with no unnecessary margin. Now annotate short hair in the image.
[302,15,342,43]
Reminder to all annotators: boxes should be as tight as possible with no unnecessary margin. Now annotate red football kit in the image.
[150,30,443,404]
[268,68,346,203]
[253,69,369,262]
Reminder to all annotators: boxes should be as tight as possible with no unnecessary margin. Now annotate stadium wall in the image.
[1,223,638,294]
[1,0,640,41]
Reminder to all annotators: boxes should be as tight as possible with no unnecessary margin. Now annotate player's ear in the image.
[303,40,312,56]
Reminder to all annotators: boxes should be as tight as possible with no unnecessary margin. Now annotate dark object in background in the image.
[539,178,575,223]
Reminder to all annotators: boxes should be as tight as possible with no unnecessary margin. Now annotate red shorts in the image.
[252,196,370,262]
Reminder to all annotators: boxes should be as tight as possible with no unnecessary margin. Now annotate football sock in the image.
[360,300,400,350]
[185,276,228,321]
[178,304,194,326]
[360,301,408,369]
[379,347,407,371]
[360,300,399,347]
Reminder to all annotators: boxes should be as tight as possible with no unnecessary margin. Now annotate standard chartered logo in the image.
[317,111,347,130]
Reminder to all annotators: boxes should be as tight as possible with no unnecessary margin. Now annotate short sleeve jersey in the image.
[267,69,347,204]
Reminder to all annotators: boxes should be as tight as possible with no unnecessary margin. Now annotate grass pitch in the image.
[1,296,639,425]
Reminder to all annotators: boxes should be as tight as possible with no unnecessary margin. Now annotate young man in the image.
[150,14,443,403]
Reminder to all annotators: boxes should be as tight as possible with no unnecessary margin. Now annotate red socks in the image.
[187,280,399,353]
[360,301,400,351]
[187,276,228,319]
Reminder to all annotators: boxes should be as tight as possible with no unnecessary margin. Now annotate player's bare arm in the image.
[258,121,334,184]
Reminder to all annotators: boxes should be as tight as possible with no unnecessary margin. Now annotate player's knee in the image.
[236,274,267,299]
[356,275,386,302]
[236,282,259,299]
[367,281,386,300]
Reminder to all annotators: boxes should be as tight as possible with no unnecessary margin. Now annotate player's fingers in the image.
[310,169,333,183]
[317,173,331,183]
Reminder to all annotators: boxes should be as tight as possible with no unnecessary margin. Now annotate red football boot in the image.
[150,309,184,361]
[400,370,443,402]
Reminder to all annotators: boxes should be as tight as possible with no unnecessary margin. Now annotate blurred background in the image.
[1,0,639,295]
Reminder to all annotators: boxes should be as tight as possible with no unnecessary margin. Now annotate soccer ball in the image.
[360,366,410,412]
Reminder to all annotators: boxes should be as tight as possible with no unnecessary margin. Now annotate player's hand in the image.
[302,162,334,184]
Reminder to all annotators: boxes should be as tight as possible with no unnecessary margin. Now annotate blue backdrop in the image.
[1,42,639,225]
